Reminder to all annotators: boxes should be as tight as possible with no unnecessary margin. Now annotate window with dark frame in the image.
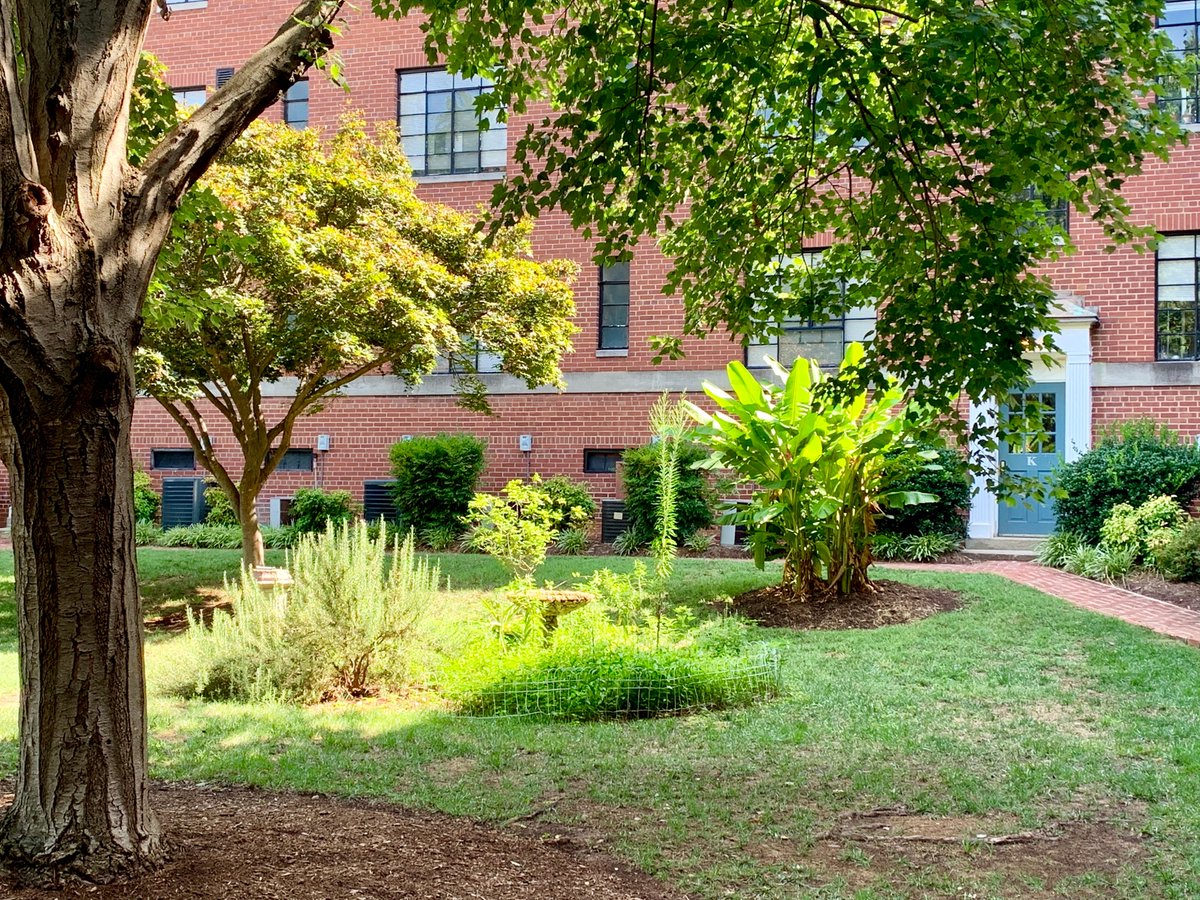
[447,341,502,374]
[746,251,867,369]
[1157,233,1200,360]
[1020,186,1069,233]
[282,79,308,129]
[397,69,506,177]
[151,448,196,470]
[584,449,622,474]
[599,262,630,350]
[1158,0,1200,125]
[276,448,315,471]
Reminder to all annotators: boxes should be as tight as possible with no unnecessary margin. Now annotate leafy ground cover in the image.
[0,552,1198,897]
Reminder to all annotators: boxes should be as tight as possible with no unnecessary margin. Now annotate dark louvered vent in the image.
[363,481,401,524]
[215,67,234,88]
[161,478,209,528]
[600,500,629,543]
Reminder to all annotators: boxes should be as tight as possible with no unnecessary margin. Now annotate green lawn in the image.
[1,550,1199,897]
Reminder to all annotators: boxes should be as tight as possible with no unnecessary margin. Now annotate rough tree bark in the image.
[0,0,343,882]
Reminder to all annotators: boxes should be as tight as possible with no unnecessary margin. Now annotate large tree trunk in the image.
[0,0,339,881]
[0,348,164,883]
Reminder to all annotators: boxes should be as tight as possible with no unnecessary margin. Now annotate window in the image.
[282,79,308,129]
[1021,186,1069,233]
[172,87,207,109]
[276,448,315,471]
[152,448,196,470]
[1157,233,1200,359]
[165,0,207,9]
[397,69,506,176]
[445,341,502,374]
[1158,0,1200,124]
[599,262,630,350]
[746,252,875,368]
[584,450,623,474]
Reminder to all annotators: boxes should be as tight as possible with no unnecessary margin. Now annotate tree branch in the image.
[158,396,240,505]
[136,0,343,223]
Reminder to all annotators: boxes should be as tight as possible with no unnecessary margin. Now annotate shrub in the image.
[204,487,237,526]
[261,525,299,550]
[900,532,961,562]
[870,531,960,562]
[1054,421,1200,544]
[135,521,164,547]
[1036,531,1086,568]
[870,532,906,561]
[554,527,589,555]
[611,529,642,556]
[1099,495,1186,563]
[289,487,357,534]
[420,524,460,551]
[539,476,597,531]
[1062,544,1132,582]
[620,442,715,548]
[465,477,563,580]
[683,530,713,554]
[160,524,243,549]
[133,471,160,524]
[877,444,970,539]
[389,433,485,536]
[1155,521,1200,582]
[170,523,436,702]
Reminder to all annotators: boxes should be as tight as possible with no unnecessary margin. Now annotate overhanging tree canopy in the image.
[140,117,577,567]
[377,0,1181,408]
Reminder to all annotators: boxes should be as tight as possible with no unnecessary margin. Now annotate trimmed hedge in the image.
[389,433,486,535]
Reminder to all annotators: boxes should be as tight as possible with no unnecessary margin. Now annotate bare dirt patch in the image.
[1,783,683,900]
[729,579,961,630]
[767,807,1147,897]
[1122,574,1200,613]
[144,589,230,633]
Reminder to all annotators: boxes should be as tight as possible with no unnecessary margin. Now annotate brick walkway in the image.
[888,560,1200,647]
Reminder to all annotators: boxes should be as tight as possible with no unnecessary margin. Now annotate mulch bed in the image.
[2,783,683,900]
[1120,574,1200,613]
[729,579,961,630]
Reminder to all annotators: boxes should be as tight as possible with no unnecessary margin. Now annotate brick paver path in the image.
[888,560,1200,647]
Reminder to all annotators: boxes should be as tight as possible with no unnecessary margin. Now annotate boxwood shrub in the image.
[1054,421,1200,544]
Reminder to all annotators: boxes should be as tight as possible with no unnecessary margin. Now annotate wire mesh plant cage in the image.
[458,644,784,721]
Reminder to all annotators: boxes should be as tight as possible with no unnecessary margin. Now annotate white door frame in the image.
[967,300,1096,539]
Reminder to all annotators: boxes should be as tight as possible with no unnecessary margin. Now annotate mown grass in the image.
[0,551,1199,897]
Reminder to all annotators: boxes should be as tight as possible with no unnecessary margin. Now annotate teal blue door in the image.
[998,383,1064,536]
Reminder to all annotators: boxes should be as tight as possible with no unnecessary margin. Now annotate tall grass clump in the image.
[169,522,437,702]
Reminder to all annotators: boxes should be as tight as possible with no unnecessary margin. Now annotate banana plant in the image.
[685,343,941,601]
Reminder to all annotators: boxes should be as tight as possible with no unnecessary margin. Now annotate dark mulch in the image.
[2,783,683,900]
[1121,574,1200,613]
[729,579,961,630]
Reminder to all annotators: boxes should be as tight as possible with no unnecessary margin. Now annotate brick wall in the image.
[0,3,1186,522]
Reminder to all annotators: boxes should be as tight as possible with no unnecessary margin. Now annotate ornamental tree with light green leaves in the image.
[686,343,937,602]
[378,0,1180,426]
[140,117,577,568]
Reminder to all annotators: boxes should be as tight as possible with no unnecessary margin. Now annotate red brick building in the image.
[119,0,1200,536]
